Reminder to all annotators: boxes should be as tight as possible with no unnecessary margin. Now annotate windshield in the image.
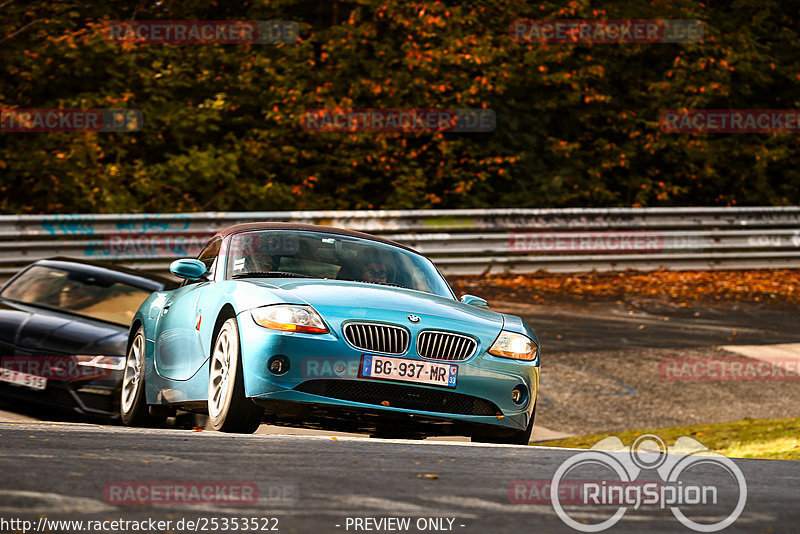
[0,265,154,326]
[226,230,454,298]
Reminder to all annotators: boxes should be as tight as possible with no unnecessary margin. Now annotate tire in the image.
[208,317,262,433]
[120,327,166,427]
[471,402,536,445]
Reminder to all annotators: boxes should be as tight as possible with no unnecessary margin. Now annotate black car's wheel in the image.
[120,327,166,427]
[208,317,262,433]
[471,402,536,445]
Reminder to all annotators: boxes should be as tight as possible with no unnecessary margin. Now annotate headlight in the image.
[488,331,537,361]
[75,355,125,370]
[251,305,329,334]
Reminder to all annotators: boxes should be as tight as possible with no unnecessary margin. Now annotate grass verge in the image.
[536,417,800,460]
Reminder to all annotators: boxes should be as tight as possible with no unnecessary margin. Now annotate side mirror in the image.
[460,294,489,309]
[170,259,208,281]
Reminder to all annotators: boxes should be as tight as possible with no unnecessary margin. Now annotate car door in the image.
[153,238,220,381]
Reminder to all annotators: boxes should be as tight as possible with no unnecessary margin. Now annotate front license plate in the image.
[0,367,47,390]
[359,355,457,388]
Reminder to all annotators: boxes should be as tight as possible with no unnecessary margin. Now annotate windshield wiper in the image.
[232,271,316,279]
[360,280,403,288]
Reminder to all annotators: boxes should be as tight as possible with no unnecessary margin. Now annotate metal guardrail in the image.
[0,207,799,277]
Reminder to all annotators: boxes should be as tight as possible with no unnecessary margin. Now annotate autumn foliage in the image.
[1,1,799,213]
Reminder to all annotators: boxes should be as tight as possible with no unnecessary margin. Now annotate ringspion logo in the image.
[511,434,747,532]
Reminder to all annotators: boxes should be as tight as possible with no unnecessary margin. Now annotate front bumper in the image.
[237,312,539,431]
[0,371,121,418]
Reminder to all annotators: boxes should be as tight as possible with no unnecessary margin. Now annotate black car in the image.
[0,258,177,419]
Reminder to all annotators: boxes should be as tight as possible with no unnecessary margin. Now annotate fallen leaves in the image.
[451,269,800,308]
[417,473,439,480]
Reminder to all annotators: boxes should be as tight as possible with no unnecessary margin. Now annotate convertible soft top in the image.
[212,222,418,253]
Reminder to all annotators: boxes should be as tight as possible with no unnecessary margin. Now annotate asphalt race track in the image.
[2,299,799,533]
[1,421,798,534]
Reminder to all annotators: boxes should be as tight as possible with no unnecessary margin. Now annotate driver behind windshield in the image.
[243,253,273,274]
[361,262,388,284]
[228,233,276,275]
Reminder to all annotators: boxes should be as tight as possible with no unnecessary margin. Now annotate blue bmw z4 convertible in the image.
[121,223,540,444]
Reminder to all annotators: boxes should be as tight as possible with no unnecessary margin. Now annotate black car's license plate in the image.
[0,366,47,390]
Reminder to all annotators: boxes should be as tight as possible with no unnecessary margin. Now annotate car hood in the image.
[244,279,501,322]
[0,300,127,356]
[234,279,507,349]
